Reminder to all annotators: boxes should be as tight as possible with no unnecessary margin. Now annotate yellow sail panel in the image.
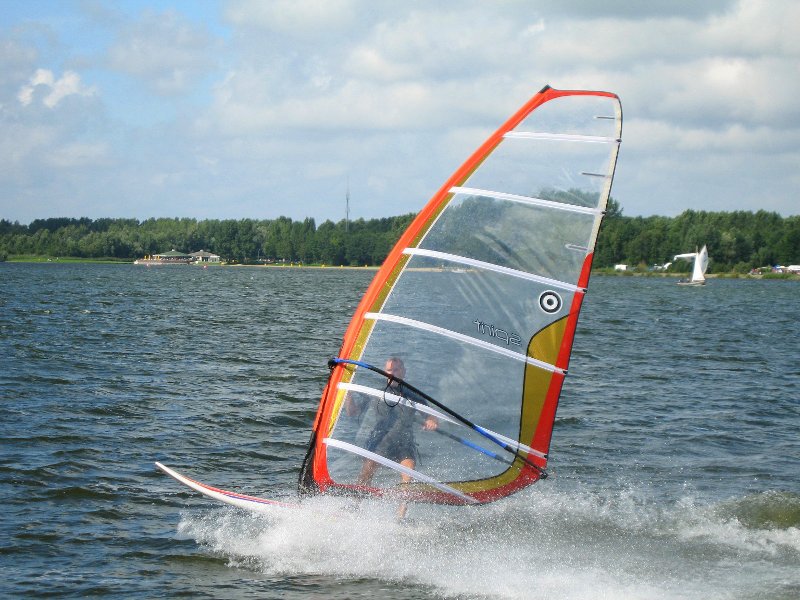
[520,317,569,455]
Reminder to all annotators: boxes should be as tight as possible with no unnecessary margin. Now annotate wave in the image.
[174,484,800,600]
[713,491,800,530]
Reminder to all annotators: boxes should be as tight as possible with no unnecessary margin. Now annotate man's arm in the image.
[344,395,362,417]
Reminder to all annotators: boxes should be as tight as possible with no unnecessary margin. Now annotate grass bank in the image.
[4,255,131,264]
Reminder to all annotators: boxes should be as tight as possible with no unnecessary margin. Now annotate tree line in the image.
[1,200,798,271]
[596,200,800,272]
[0,215,415,266]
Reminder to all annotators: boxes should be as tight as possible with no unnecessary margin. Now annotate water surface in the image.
[1,264,797,599]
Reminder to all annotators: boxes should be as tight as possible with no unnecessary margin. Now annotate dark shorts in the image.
[366,426,418,464]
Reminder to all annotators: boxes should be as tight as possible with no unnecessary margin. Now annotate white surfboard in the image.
[155,462,300,513]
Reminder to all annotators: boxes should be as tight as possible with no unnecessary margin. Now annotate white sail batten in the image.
[403,247,585,292]
[338,382,450,423]
[450,186,601,216]
[323,438,478,504]
[337,382,548,459]
[503,131,620,144]
[364,312,565,374]
[565,243,589,253]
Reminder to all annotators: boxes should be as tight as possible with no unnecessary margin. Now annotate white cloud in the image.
[45,142,110,168]
[203,4,552,139]
[705,0,800,55]
[225,0,360,38]
[107,10,218,95]
[17,68,95,108]
[0,36,39,90]
[531,0,737,20]
[206,75,446,135]
[0,123,57,176]
[185,0,800,221]
[2,0,799,224]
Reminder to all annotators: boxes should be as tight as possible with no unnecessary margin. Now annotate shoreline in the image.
[2,257,383,270]
[3,257,798,279]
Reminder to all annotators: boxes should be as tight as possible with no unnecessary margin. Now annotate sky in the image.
[1,0,798,225]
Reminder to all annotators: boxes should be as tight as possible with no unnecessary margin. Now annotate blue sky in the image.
[1,0,798,224]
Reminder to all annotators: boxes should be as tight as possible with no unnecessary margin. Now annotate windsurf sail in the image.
[299,85,622,505]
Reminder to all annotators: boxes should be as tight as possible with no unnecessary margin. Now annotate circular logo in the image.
[538,290,562,314]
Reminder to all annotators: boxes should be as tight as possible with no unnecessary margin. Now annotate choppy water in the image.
[0,263,798,599]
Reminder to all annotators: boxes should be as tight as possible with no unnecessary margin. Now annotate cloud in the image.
[17,68,95,108]
[0,36,39,90]
[185,0,800,221]
[204,4,553,139]
[531,0,738,19]
[225,0,360,38]
[1,0,799,225]
[45,141,110,168]
[0,123,57,178]
[106,9,219,95]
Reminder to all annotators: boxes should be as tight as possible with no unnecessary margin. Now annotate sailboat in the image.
[674,245,709,286]
[298,85,623,506]
[156,85,623,513]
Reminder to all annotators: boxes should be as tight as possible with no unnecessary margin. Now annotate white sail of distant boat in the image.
[674,245,708,286]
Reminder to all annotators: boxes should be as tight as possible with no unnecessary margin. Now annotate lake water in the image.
[1,263,798,599]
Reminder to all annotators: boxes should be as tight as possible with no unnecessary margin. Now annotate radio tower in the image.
[345,178,350,233]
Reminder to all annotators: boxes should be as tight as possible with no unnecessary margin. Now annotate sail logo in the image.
[473,319,521,346]
[538,291,562,314]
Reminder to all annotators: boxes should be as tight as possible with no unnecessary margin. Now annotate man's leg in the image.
[397,458,415,519]
[357,459,378,486]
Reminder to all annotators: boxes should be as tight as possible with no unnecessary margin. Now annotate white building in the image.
[189,250,221,264]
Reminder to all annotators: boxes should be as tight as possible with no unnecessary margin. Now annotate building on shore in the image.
[189,250,221,264]
[134,249,220,265]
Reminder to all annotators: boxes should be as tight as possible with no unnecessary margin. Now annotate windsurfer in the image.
[345,357,438,517]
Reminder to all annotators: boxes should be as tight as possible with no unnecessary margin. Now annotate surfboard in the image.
[155,462,300,513]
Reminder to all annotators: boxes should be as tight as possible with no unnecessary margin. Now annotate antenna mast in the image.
[345,178,350,233]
